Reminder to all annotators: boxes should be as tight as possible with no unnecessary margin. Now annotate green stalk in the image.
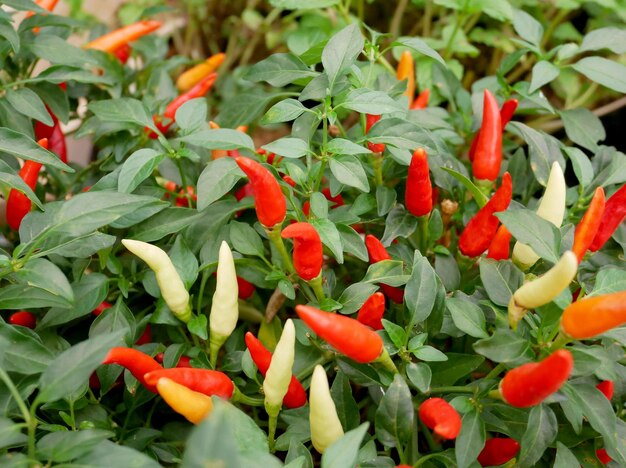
[308,275,326,303]
[267,224,295,274]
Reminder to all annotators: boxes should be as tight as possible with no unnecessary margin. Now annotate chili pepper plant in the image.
[0,1,625,467]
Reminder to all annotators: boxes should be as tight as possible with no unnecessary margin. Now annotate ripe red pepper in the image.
[487,225,512,260]
[418,398,462,439]
[6,138,47,230]
[237,276,255,299]
[235,157,286,228]
[405,148,433,217]
[135,325,152,345]
[499,349,573,408]
[155,353,193,368]
[8,311,37,329]
[596,381,614,400]
[471,90,503,180]
[143,368,234,399]
[282,175,296,187]
[477,438,520,467]
[281,222,323,280]
[92,301,113,316]
[365,235,404,304]
[113,43,131,64]
[101,347,163,393]
[244,332,307,408]
[296,305,383,363]
[469,98,518,162]
[589,184,626,252]
[356,292,385,330]
[597,448,612,465]
[34,110,68,164]
[410,89,430,110]
[322,188,345,207]
[365,114,385,153]
[572,187,605,262]
[458,172,512,257]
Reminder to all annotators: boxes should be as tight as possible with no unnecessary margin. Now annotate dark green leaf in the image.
[375,375,414,447]
[455,410,485,468]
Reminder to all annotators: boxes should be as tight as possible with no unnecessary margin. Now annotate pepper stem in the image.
[232,387,265,406]
[308,275,325,303]
[209,333,225,368]
[549,331,571,351]
[375,348,399,374]
[488,389,504,401]
[265,405,280,452]
[266,224,295,274]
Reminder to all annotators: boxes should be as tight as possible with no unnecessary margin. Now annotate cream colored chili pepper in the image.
[263,319,296,415]
[508,250,578,328]
[309,364,344,454]
[512,162,566,269]
[209,241,239,367]
[122,239,191,322]
[156,377,213,424]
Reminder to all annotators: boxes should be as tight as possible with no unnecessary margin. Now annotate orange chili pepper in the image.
[396,51,415,103]
[410,89,430,110]
[85,20,161,53]
[561,291,626,339]
[177,53,226,92]
[572,187,605,263]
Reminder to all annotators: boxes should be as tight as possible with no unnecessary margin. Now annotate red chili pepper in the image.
[143,368,234,399]
[34,109,68,163]
[302,201,311,218]
[282,175,296,187]
[418,398,462,439]
[365,114,385,153]
[499,349,573,408]
[410,89,430,110]
[572,187,605,262]
[322,188,345,207]
[471,90,503,180]
[8,311,37,329]
[101,347,163,393]
[155,353,193,368]
[589,184,626,252]
[477,438,520,467]
[174,186,197,207]
[237,276,255,299]
[469,98,518,162]
[365,235,404,304]
[281,222,323,281]
[135,325,152,345]
[597,448,612,465]
[356,292,385,330]
[405,148,432,217]
[92,301,113,316]
[487,225,512,260]
[6,138,47,230]
[113,43,131,64]
[234,183,254,201]
[596,381,614,400]
[295,305,383,363]
[235,157,286,228]
[459,172,513,257]
[244,332,307,408]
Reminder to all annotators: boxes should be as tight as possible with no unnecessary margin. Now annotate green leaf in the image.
[429,354,484,387]
[473,329,532,363]
[329,154,369,192]
[362,260,408,287]
[270,0,339,8]
[513,9,544,47]
[554,442,580,468]
[455,410,485,468]
[118,149,164,194]
[341,89,403,114]
[330,372,361,431]
[564,147,593,187]
[0,417,27,450]
[262,137,309,158]
[412,346,448,361]
[327,138,371,155]
[440,167,489,207]
[322,423,369,468]
[128,207,202,243]
[74,440,161,468]
[580,27,626,54]
[0,22,19,54]
[245,53,318,87]
[569,383,618,454]
[262,99,307,124]
[88,98,154,130]
[406,362,432,392]
[178,128,255,151]
[497,208,560,264]
[36,429,114,463]
[0,322,55,375]
[588,267,626,296]
[337,282,379,314]
[446,297,488,338]
[381,205,417,245]
[0,169,44,209]
[518,405,558,467]
[337,224,368,262]
[6,88,53,126]
[0,127,71,171]
[29,35,100,69]
[322,23,364,90]
[38,331,125,403]
[0,284,73,310]
[572,57,626,93]
[479,259,524,307]
[188,314,208,340]
[508,123,564,186]
[197,157,243,210]
[405,251,437,326]
[529,61,560,93]
[230,221,265,257]
[375,375,414,447]
[395,37,446,66]
[382,319,407,349]
[310,218,344,264]
[559,108,606,152]
[10,258,74,303]
[176,98,208,132]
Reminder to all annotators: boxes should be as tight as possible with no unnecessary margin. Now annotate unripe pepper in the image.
[365,114,385,153]
[121,239,191,323]
[561,290,626,339]
[487,225,512,260]
[309,365,344,454]
[176,52,226,92]
[458,172,512,257]
[296,305,383,363]
[469,98,518,162]
[572,187,606,262]
[589,183,626,252]
[419,398,462,439]
[512,162,566,269]
[281,222,323,281]
[263,319,296,417]
[84,20,161,53]
[356,292,385,330]
[245,332,307,409]
[8,311,36,329]
[410,89,430,110]
[6,138,47,230]
[508,251,578,328]
[405,148,433,217]
[499,349,573,408]
[144,368,234,399]
[235,157,286,228]
[477,438,520,467]
[597,381,614,400]
[156,377,213,424]
[209,241,239,366]
[365,235,404,304]
[472,90,502,181]
[101,347,163,393]
[396,50,415,103]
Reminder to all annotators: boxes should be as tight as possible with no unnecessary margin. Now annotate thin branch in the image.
[390,0,409,39]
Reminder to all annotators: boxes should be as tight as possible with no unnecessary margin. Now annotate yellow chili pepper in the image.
[309,364,344,454]
[156,377,213,424]
[176,53,226,92]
